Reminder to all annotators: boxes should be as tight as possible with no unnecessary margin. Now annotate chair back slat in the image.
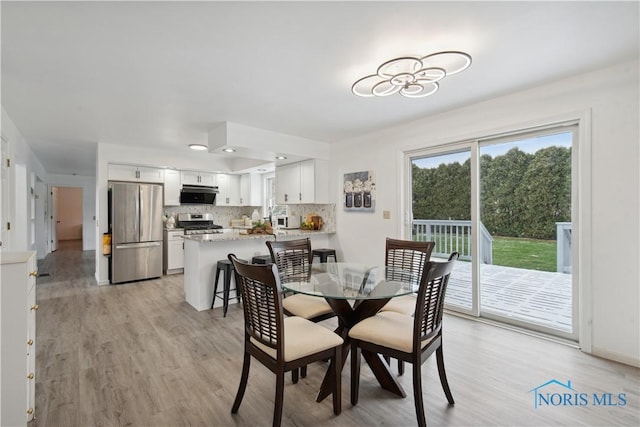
[229,254,284,352]
[414,253,459,346]
[266,238,313,282]
[385,238,435,284]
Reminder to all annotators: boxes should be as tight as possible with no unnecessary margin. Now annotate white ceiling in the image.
[2,1,638,177]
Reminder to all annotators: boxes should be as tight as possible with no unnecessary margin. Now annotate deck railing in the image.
[412,219,493,264]
[556,222,572,274]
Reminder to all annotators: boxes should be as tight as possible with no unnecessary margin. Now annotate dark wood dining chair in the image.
[349,253,459,427]
[228,254,343,427]
[266,238,336,382]
[379,238,436,374]
[380,238,436,315]
[266,237,336,322]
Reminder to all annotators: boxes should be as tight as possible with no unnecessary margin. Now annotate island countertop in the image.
[182,228,334,311]
[182,228,335,243]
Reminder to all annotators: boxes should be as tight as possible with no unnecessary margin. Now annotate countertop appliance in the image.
[109,182,163,283]
[177,213,224,235]
[276,215,300,229]
[180,185,218,205]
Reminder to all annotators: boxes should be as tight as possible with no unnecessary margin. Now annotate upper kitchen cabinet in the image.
[163,169,180,206]
[240,173,262,206]
[215,173,241,206]
[276,159,328,204]
[108,164,164,183]
[180,170,216,187]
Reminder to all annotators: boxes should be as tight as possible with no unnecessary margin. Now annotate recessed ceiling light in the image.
[189,144,208,151]
[276,155,287,160]
[222,147,236,153]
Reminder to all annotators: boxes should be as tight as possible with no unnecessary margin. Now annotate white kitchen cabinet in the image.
[108,164,164,183]
[163,229,184,274]
[163,169,181,206]
[275,162,299,204]
[180,170,216,187]
[1,251,37,426]
[275,159,328,204]
[215,174,241,206]
[240,173,262,206]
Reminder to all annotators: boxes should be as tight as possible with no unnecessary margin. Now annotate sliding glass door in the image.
[478,130,574,336]
[408,125,577,339]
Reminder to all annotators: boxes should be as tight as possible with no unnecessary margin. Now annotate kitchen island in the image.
[183,228,335,311]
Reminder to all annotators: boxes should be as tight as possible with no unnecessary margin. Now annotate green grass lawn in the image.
[416,231,558,272]
[492,235,556,272]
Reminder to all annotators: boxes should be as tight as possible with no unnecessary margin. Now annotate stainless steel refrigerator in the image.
[109,182,163,284]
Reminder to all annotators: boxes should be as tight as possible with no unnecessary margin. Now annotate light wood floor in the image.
[34,240,639,426]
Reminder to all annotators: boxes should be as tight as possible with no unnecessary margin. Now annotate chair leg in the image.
[211,267,222,309]
[273,370,285,427]
[231,351,251,413]
[233,273,241,304]
[350,343,361,406]
[223,267,231,317]
[291,368,299,384]
[436,345,455,405]
[333,345,342,415]
[398,359,405,376]
[412,361,427,427]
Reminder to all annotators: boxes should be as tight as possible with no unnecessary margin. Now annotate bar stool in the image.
[212,258,246,316]
[251,254,272,264]
[312,248,337,263]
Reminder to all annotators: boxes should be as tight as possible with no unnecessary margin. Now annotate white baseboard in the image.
[592,346,640,368]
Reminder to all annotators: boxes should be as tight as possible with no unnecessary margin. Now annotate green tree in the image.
[413,145,571,241]
[515,146,571,239]
[480,148,533,236]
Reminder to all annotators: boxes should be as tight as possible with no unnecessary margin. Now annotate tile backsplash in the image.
[164,204,336,231]
[287,204,336,231]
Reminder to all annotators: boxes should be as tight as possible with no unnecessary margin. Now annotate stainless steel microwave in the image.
[180,185,218,204]
[276,215,300,229]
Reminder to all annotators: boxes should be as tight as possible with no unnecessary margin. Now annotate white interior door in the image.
[0,135,10,249]
[51,186,59,251]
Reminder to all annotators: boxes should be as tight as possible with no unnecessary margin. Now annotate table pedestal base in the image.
[315,298,406,402]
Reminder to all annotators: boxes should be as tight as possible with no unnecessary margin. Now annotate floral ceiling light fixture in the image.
[351,50,471,98]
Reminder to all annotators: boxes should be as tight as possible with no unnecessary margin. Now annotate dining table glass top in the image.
[280,262,420,300]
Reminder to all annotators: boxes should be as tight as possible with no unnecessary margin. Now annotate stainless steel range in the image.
[177,213,224,235]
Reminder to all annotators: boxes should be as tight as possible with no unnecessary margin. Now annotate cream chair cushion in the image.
[282,294,334,319]
[252,316,343,362]
[379,294,416,316]
[348,311,433,353]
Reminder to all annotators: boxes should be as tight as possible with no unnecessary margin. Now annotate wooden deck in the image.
[444,260,573,333]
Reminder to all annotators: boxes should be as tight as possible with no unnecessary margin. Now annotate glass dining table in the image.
[281,262,420,402]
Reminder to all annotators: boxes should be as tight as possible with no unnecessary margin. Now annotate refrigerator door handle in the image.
[115,242,161,250]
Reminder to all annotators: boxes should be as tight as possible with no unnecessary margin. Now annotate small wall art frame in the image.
[343,170,375,212]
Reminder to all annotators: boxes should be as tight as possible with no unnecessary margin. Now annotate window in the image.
[263,173,286,222]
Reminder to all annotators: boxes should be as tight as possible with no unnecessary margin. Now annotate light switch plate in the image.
[383,210,391,219]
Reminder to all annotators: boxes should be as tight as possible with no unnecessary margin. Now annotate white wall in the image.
[330,60,639,367]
